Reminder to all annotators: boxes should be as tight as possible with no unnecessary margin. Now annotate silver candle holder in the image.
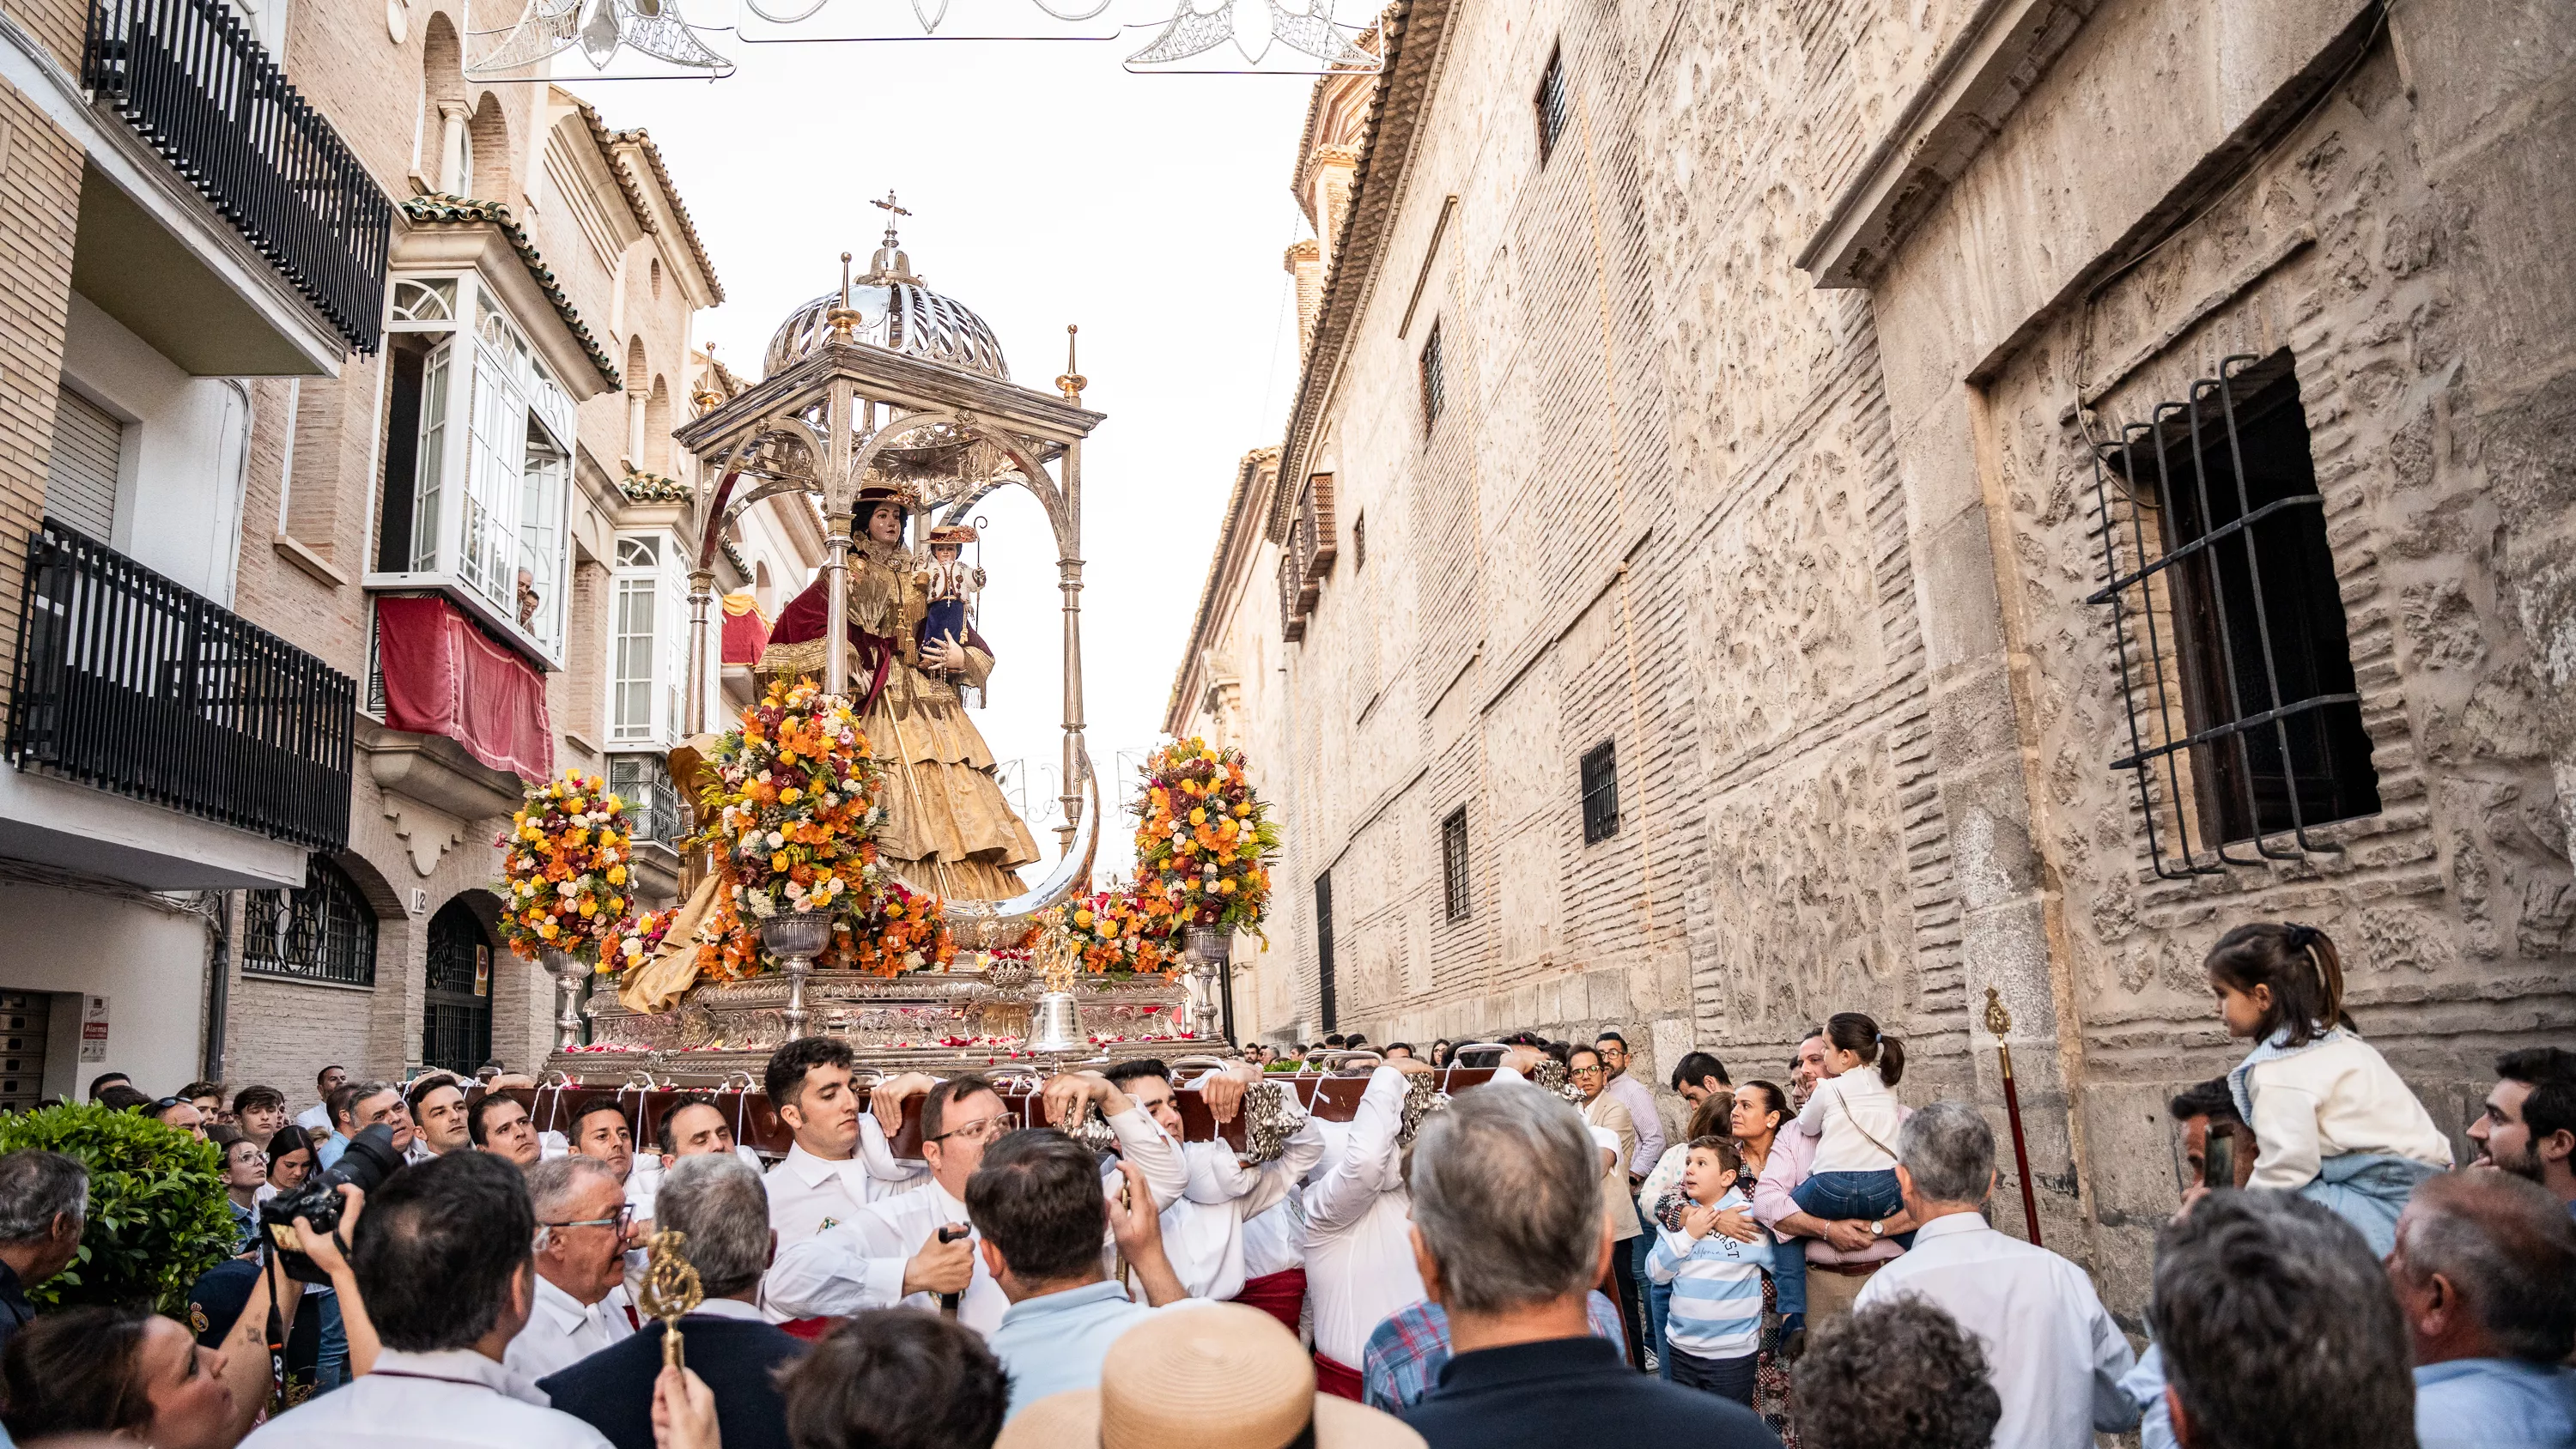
[544,947,591,1052]
[1182,925,1229,1040]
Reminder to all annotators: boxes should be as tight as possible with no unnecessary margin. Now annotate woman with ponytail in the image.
[2207,922,2451,1255]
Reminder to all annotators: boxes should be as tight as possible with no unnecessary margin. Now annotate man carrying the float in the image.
[762,1068,1186,1333]
[1099,1059,1326,1317]
[763,1040,946,1244]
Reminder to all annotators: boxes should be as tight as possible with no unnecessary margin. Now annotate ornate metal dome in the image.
[764,238,1010,382]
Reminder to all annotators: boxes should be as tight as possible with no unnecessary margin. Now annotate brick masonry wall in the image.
[1197,0,2576,1319]
[0,82,82,721]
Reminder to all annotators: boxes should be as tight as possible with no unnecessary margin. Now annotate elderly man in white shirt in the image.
[763,1068,1186,1333]
[240,1151,615,1449]
[761,1037,933,1244]
[1855,1100,2138,1448]
[501,1155,638,1382]
[1099,1057,1327,1302]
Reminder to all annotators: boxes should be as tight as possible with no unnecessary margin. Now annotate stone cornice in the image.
[1166,446,1279,735]
[1795,0,2096,288]
[1270,0,1455,542]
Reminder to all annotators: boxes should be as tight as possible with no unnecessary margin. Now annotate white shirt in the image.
[1156,1109,1327,1301]
[294,1102,331,1134]
[1302,1065,1425,1366]
[238,1347,613,1449]
[1796,1064,1905,1173]
[762,1106,1188,1331]
[764,1115,929,1243]
[1239,1191,1308,1282]
[1855,1213,2140,1448]
[501,1273,636,1384]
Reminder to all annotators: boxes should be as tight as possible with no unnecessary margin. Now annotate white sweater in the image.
[1795,1065,1904,1173]
[2244,1034,2452,1190]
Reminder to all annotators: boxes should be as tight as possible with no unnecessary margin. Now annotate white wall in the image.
[60,294,252,604]
[0,883,209,1098]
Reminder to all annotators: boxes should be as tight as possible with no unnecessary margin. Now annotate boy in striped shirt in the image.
[1645,1136,1774,1405]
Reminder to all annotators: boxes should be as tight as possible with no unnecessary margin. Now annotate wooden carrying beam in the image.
[494,1067,1500,1163]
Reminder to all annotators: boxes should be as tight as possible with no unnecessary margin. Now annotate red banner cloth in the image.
[374,595,553,782]
[720,593,771,666]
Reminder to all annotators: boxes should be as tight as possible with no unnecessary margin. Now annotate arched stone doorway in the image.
[421,898,492,1075]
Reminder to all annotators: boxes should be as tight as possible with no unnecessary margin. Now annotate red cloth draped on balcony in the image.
[374,596,553,782]
[720,591,771,666]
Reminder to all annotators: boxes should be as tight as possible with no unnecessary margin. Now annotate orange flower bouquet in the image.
[1130,738,1279,940]
[495,770,634,965]
[1054,884,1174,979]
[679,677,953,979]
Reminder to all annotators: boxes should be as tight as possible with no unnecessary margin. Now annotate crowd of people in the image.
[0,919,2569,1449]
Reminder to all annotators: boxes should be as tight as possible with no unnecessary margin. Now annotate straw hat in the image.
[994,1303,1425,1449]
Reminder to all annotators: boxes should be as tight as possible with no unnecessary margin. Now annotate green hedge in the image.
[0,1103,234,1313]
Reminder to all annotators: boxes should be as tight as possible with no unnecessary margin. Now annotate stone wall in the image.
[1183,0,2576,1317]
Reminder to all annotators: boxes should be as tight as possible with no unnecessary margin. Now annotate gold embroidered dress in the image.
[755,535,1039,901]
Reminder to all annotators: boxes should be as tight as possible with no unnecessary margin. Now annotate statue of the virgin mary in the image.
[753,484,1041,900]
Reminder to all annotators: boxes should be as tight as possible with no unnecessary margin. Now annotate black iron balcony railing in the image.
[82,0,391,355]
[8,519,356,851]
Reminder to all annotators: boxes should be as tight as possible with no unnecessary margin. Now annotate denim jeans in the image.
[1791,1169,1915,1248]
[1667,1346,1759,1405]
[1631,1208,1672,1377]
[1771,1233,1808,1318]
[316,1288,349,1390]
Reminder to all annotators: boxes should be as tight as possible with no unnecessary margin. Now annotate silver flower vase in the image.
[761,911,835,1040]
[544,947,590,1052]
[1182,925,1229,1040]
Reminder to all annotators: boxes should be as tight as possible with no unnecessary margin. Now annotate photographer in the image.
[239,1152,612,1449]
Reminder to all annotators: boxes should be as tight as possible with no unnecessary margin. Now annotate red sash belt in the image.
[1312,1350,1364,1403]
[1230,1267,1307,1336]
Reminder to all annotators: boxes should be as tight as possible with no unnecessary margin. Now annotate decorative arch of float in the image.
[671,333,1107,945]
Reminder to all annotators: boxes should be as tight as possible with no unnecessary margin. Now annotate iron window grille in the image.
[421,899,491,1075]
[81,0,392,355]
[2084,352,2380,879]
[1535,45,1569,166]
[1314,870,1338,1032]
[1441,806,1470,921]
[244,854,377,986]
[1580,739,1619,844]
[9,518,355,851]
[1419,324,1446,436]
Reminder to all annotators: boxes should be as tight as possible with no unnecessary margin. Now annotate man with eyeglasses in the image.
[1568,1045,1647,1368]
[764,1068,1186,1334]
[503,1155,638,1382]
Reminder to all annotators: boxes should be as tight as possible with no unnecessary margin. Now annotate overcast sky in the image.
[583,13,1333,879]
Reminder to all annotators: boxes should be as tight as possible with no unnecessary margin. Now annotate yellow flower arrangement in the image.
[494,770,633,966]
[1129,738,1279,941]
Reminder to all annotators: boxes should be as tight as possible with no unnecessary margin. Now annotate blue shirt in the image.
[2415,1358,2576,1449]
[986,1279,1157,1418]
[315,1133,350,1171]
[1643,1187,1774,1359]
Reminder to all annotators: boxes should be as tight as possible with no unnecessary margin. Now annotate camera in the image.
[258,1121,407,1283]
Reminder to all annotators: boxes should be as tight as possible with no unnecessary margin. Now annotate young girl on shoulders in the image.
[2210,921,2451,1255]
[1787,1011,1913,1249]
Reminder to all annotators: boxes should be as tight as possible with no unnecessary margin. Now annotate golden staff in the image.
[635,1229,704,1370]
[1984,987,2043,1247]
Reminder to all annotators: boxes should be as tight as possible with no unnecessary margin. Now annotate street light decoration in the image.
[468,0,734,80]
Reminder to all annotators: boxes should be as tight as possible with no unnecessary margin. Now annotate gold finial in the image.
[1983,985,2012,1039]
[826,252,860,341]
[635,1229,704,1370]
[1054,324,1086,404]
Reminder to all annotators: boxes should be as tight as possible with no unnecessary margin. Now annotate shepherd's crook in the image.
[1984,987,2043,1247]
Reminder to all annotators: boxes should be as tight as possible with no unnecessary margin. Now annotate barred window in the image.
[1419,324,1445,436]
[421,898,491,1076]
[1580,740,1619,844]
[1314,870,1338,1032]
[1441,807,1470,921]
[1535,45,1569,165]
[244,855,377,986]
[2087,352,2379,876]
